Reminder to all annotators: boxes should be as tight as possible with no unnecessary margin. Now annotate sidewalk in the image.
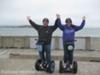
[0,49,100,62]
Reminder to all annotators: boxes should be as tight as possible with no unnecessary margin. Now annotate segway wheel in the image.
[59,61,63,73]
[72,61,78,74]
[35,59,42,71]
[46,60,55,73]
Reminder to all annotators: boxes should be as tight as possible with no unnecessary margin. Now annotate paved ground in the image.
[0,59,100,75]
[0,49,100,75]
[0,49,100,58]
[1,49,100,61]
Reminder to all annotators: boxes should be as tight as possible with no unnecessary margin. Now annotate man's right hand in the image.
[56,14,60,19]
[27,16,31,20]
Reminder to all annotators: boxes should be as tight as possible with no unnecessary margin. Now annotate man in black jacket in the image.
[27,16,57,65]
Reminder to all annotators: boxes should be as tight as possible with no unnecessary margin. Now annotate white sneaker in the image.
[70,64,73,69]
[63,63,66,68]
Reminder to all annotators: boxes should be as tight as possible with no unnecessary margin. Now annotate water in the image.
[0,26,100,37]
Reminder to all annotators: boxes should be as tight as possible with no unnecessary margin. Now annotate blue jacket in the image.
[55,18,85,43]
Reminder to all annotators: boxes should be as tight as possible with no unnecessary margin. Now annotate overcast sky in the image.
[0,0,100,27]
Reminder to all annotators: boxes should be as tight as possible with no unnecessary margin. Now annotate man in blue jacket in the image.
[55,14,86,69]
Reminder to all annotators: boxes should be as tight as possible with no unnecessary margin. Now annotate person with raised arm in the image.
[27,16,57,73]
[55,14,86,70]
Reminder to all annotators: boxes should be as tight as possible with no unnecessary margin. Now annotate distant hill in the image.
[0,25,32,28]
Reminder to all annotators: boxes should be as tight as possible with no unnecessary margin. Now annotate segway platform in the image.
[59,60,78,74]
[35,59,55,73]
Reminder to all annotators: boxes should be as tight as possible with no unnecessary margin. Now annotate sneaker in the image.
[63,63,66,68]
[70,64,73,69]
[63,62,67,68]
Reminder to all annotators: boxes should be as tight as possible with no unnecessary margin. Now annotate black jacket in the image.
[29,19,58,44]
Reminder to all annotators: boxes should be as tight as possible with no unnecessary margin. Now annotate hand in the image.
[82,16,86,20]
[56,14,60,19]
[27,16,31,20]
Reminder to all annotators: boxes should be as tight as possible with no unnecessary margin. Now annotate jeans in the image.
[63,42,74,65]
[36,42,51,64]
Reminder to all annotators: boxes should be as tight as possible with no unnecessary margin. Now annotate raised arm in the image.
[74,16,86,31]
[55,14,64,30]
[27,16,39,30]
[51,19,58,31]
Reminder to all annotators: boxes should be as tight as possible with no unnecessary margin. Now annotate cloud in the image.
[0,0,100,27]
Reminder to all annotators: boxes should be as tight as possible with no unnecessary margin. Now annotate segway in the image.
[59,60,78,74]
[35,59,55,73]
[59,42,78,74]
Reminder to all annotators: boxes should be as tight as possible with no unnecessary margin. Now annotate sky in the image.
[0,0,100,28]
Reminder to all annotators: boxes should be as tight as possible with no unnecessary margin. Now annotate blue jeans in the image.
[36,42,51,64]
[63,43,74,64]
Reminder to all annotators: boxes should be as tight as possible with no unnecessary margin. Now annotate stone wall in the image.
[0,36,100,51]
